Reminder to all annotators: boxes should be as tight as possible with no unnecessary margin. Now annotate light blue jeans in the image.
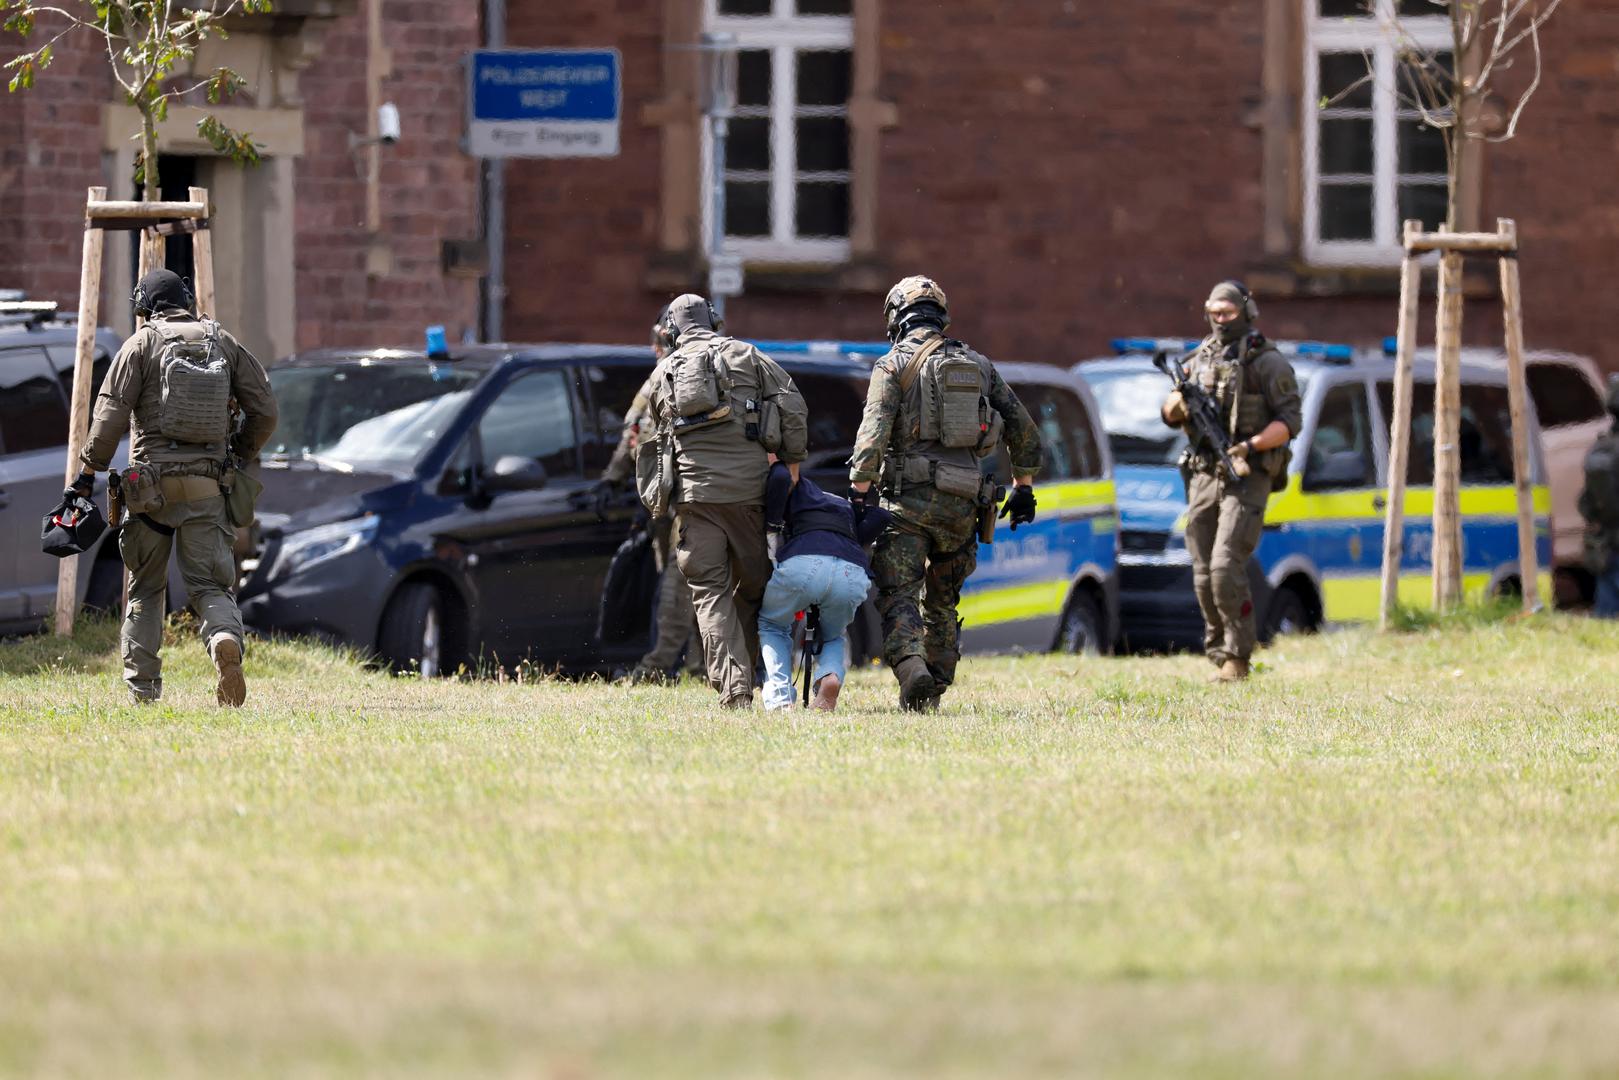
[758,554,872,710]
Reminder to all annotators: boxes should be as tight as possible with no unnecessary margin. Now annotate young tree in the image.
[1328,0,1563,230]
[2,0,272,200]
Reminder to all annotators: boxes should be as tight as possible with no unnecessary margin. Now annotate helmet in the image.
[131,268,195,318]
[41,491,107,558]
[883,275,950,341]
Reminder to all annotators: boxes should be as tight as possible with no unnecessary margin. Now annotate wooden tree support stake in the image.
[54,187,216,637]
[1378,217,1541,630]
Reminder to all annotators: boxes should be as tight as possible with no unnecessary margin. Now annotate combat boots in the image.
[894,656,937,712]
[1208,657,1250,683]
[210,634,247,707]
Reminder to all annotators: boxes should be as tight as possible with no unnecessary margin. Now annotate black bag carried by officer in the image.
[595,524,659,643]
[41,491,108,558]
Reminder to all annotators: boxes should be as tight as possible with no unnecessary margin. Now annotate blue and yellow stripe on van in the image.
[1257,475,1553,622]
[958,478,1116,630]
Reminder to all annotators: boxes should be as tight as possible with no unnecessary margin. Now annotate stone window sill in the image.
[645,252,891,296]
[1247,259,1501,301]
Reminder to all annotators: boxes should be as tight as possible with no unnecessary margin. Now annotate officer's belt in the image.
[159,474,222,503]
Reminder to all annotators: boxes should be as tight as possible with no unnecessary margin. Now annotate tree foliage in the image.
[1,0,274,199]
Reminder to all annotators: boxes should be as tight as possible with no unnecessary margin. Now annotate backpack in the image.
[1583,436,1619,530]
[155,320,231,447]
[900,336,1002,456]
[666,340,732,434]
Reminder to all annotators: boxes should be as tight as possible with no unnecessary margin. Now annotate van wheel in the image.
[1264,586,1312,639]
[380,582,448,677]
[1057,590,1104,656]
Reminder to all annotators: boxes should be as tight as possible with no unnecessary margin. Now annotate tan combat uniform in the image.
[849,328,1042,689]
[81,311,277,702]
[1178,333,1301,666]
[602,373,702,677]
[644,330,808,704]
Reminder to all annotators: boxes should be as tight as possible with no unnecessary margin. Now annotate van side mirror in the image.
[482,455,548,493]
[1304,449,1370,491]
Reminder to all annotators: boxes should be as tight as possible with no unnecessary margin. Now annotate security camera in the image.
[378,102,401,146]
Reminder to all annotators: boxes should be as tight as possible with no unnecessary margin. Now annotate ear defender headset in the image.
[1221,279,1259,322]
[130,274,196,318]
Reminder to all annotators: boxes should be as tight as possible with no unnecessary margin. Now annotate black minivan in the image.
[239,344,874,674]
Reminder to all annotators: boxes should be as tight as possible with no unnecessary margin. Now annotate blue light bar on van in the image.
[1110,337,1202,355]
[1288,341,1355,361]
[748,340,889,357]
[1383,335,1398,355]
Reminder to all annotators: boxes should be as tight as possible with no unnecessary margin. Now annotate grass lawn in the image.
[1,614,1616,1078]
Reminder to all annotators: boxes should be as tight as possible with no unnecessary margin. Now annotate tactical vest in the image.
[890,334,1002,475]
[664,339,733,434]
[141,319,233,463]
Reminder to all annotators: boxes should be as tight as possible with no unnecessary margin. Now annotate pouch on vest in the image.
[668,344,732,434]
[221,460,264,528]
[922,348,991,450]
[976,404,1004,460]
[757,398,782,452]
[932,460,983,500]
[1267,445,1293,494]
[119,463,166,515]
[635,429,677,518]
[157,321,232,447]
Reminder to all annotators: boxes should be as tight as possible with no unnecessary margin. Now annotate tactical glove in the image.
[66,471,95,500]
[848,485,878,511]
[999,484,1037,531]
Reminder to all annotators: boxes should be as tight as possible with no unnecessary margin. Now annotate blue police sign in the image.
[468,49,621,158]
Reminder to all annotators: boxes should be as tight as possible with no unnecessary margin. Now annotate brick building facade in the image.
[503,0,1619,371]
[3,1,1617,370]
[1,0,483,364]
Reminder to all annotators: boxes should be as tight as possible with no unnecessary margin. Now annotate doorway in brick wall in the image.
[127,155,200,298]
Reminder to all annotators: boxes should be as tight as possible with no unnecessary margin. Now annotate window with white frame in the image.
[1304,0,1451,265]
[705,0,853,264]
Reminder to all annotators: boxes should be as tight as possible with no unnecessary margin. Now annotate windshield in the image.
[268,362,482,471]
[1083,368,1188,466]
[1083,364,1312,466]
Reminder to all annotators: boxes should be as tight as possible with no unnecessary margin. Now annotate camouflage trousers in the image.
[871,485,979,688]
[118,490,244,702]
[1185,470,1271,665]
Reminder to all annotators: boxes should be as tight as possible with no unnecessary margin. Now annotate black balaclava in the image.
[134,269,192,317]
[664,293,716,344]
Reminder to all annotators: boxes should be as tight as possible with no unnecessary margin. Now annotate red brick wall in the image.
[293,0,483,351]
[501,0,666,345]
[500,0,1619,373]
[2,14,115,308]
[0,4,482,354]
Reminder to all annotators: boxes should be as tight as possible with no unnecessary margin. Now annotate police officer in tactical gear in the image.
[72,269,277,705]
[639,294,809,708]
[849,276,1043,711]
[1577,376,1619,618]
[1161,280,1301,682]
[601,307,704,681]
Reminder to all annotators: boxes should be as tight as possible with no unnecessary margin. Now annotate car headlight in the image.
[275,515,379,577]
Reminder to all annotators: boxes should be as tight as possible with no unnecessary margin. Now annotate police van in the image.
[243,337,1116,674]
[753,342,1119,657]
[1076,339,1552,651]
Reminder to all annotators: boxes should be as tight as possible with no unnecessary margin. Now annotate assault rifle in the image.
[1153,348,1250,479]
